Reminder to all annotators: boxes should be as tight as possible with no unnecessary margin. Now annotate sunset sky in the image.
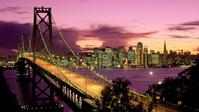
[1,0,199,55]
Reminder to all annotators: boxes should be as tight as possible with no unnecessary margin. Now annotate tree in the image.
[15,59,30,81]
[146,59,199,110]
[99,77,133,112]
[0,66,4,75]
[15,59,27,76]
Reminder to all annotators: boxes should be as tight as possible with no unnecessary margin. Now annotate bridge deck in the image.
[26,57,105,99]
[25,56,177,112]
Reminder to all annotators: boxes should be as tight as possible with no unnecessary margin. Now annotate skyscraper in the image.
[118,46,126,66]
[163,40,167,66]
[127,47,136,66]
[144,48,148,67]
[136,42,143,67]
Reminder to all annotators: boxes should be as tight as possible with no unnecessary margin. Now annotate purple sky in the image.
[1,0,199,56]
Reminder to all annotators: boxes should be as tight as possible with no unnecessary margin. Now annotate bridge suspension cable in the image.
[34,23,147,100]
[19,7,149,102]
[51,15,111,84]
[36,23,94,97]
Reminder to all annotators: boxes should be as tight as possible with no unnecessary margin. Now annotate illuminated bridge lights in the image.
[20,103,64,112]
[21,56,154,111]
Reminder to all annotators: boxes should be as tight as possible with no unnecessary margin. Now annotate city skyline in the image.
[0,4,199,111]
[77,41,195,69]
[1,0,199,56]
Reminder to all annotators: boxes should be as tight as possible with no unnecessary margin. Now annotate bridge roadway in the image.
[26,56,105,99]
[25,56,177,112]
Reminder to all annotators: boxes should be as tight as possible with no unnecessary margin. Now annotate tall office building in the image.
[136,42,144,66]
[118,46,126,65]
[127,47,136,66]
[143,48,148,67]
[163,40,167,66]
[104,47,114,68]
[149,52,160,66]
[93,48,103,68]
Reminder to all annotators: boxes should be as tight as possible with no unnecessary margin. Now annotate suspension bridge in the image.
[16,7,176,112]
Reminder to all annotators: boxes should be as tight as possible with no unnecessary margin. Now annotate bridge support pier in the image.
[31,68,54,104]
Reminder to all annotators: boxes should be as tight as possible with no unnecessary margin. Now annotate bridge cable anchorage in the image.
[51,15,112,84]
[36,23,91,97]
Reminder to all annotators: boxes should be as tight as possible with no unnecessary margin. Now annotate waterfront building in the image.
[162,41,167,66]
[127,47,136,67]
[93,48,103,68]
[167,51,178,66]
[112,48,119,67]
[143,48,148,67]
[118,46,126,67]
[97,51,103,68]
[150,50,155,54]
[83,54,92,66]
[103,47,114,68]
[102,53,112,68]
[184,51,192,65]
[136,42,144,67]
[148,52,160,67]
[80,43,196,68]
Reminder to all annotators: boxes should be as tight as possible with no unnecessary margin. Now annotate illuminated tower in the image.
[136,42,143,67]
[32,7,53,62]
[163,40,167,66]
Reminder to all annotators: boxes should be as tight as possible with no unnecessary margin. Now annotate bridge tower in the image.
[19,34,32,56]
[32,7,54,104]
[32,6,53,61]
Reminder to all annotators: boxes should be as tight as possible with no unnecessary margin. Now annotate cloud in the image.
[16,11,29,14]
[168,25,196,31]
[0,20,82,55]
[0,21,157,55]
[0,21,31,50]
[180,20,199,26]
[86,25,157,48]
[168,35,190,39]
[91,25,156,39]
[52,27,81,52]
[0,6,29,14]
[167,20,199,32]
[0,6,21,12]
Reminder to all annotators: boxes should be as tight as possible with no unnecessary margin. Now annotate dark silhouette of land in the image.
[146,59,199,112]
[0,67,20,112]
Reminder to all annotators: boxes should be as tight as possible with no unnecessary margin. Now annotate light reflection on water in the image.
[73,67,186,93]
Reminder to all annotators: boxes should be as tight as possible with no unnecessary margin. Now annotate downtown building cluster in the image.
[79,42,197,68]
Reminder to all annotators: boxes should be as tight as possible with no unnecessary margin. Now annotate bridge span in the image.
[15,7,177,112]
[26,56,105,99]
[18,56,177,112]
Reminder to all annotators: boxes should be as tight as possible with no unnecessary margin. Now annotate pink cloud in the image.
[168,25,196,31]
[181,20,199,26]
[168,35,191,39]
[0,6,29,14]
